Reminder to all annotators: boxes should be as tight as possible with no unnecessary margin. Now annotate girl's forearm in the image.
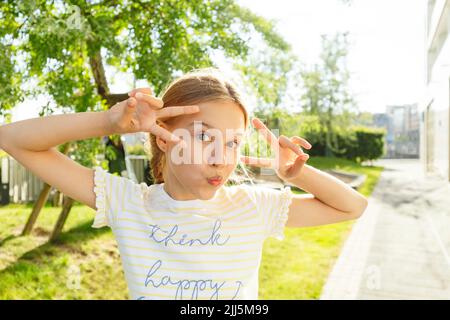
[0,111,115,152]
[287,164,368,213]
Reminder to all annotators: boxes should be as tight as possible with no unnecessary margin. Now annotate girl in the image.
[0,68,368,300]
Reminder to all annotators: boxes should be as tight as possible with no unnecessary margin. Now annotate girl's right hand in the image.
[106,87,199,143]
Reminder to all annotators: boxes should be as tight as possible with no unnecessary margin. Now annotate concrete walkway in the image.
[320,159,450,299]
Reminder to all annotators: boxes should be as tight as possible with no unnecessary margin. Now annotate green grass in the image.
[0,204,127,299]
[0,157,383,299]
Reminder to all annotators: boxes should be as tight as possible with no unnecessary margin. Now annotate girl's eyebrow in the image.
[187,121,245,136]
[187,121,214,128]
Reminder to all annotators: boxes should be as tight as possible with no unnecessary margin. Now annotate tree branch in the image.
[105,93,130,106]
[88,50,110,100]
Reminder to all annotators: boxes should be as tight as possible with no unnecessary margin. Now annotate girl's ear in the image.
[155,121,170,152]
[155,136,167,152]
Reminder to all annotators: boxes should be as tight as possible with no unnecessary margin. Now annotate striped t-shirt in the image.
[92,166,293,300]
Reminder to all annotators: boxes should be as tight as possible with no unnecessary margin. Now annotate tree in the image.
[0,0,291,239]
[235,47,296,108]
[299,32,356,157]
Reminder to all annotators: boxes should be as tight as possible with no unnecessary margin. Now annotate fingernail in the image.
[136,92,143,98]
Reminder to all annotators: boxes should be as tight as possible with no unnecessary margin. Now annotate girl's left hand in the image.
[240,118,312,182]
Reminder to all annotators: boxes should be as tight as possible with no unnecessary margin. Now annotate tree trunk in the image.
[88,48,130,107]
[89,50,110,100]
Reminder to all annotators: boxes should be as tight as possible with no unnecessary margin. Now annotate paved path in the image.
[320,159,450,299]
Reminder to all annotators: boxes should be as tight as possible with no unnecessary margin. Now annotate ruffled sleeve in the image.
[242,184,293,241]
[268,186,293,240]
[92,166,110,228]
[92,166,142,229]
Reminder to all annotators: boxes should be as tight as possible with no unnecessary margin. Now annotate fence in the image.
[0,155,148,204]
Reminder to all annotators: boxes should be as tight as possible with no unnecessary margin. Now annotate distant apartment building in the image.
[420,0,450,181]
[387,104,420,158]
[372,105,420,159]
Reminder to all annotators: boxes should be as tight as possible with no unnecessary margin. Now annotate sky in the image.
[8,0,426,121]
[238,0,427,113]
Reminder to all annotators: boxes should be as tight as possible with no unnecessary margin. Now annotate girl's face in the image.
[158,99,247,200]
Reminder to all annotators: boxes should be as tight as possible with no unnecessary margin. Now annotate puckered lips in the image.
[206,175,223,186]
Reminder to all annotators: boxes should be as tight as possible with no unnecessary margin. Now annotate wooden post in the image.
[50,195,75,242]
[52,190,63,207]
[21,183,52,235]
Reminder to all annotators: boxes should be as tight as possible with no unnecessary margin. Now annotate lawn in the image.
[0,203,127,299]
[0,156,383,299]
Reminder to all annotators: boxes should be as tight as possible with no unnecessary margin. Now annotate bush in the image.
[351,127,385,163]
[299,124,385,164]
[294,115,327,157]
[250,111,385,164]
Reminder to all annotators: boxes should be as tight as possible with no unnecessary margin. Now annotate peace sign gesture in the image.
[106,87,199,143]
[240,118,312,182]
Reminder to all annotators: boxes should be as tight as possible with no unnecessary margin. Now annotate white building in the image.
[421,0,450,181]
[386,104,420,158]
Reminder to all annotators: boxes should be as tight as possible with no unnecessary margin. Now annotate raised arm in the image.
[241,117,368,228]
[0,90,199,210]
[0,110,115,210]
[284,164,368,227]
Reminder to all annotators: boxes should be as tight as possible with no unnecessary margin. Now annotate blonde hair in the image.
[145,68,250,184]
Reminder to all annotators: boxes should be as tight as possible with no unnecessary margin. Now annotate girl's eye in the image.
[226,140,240,149]
[196,132,212,142]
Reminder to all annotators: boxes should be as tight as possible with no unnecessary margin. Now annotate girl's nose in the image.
[208,155,225,167]
[207,148,226,167]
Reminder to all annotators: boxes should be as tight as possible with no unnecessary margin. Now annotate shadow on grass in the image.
[0,219,111,276]
[0,202,77,248]
[0,234,19,247]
